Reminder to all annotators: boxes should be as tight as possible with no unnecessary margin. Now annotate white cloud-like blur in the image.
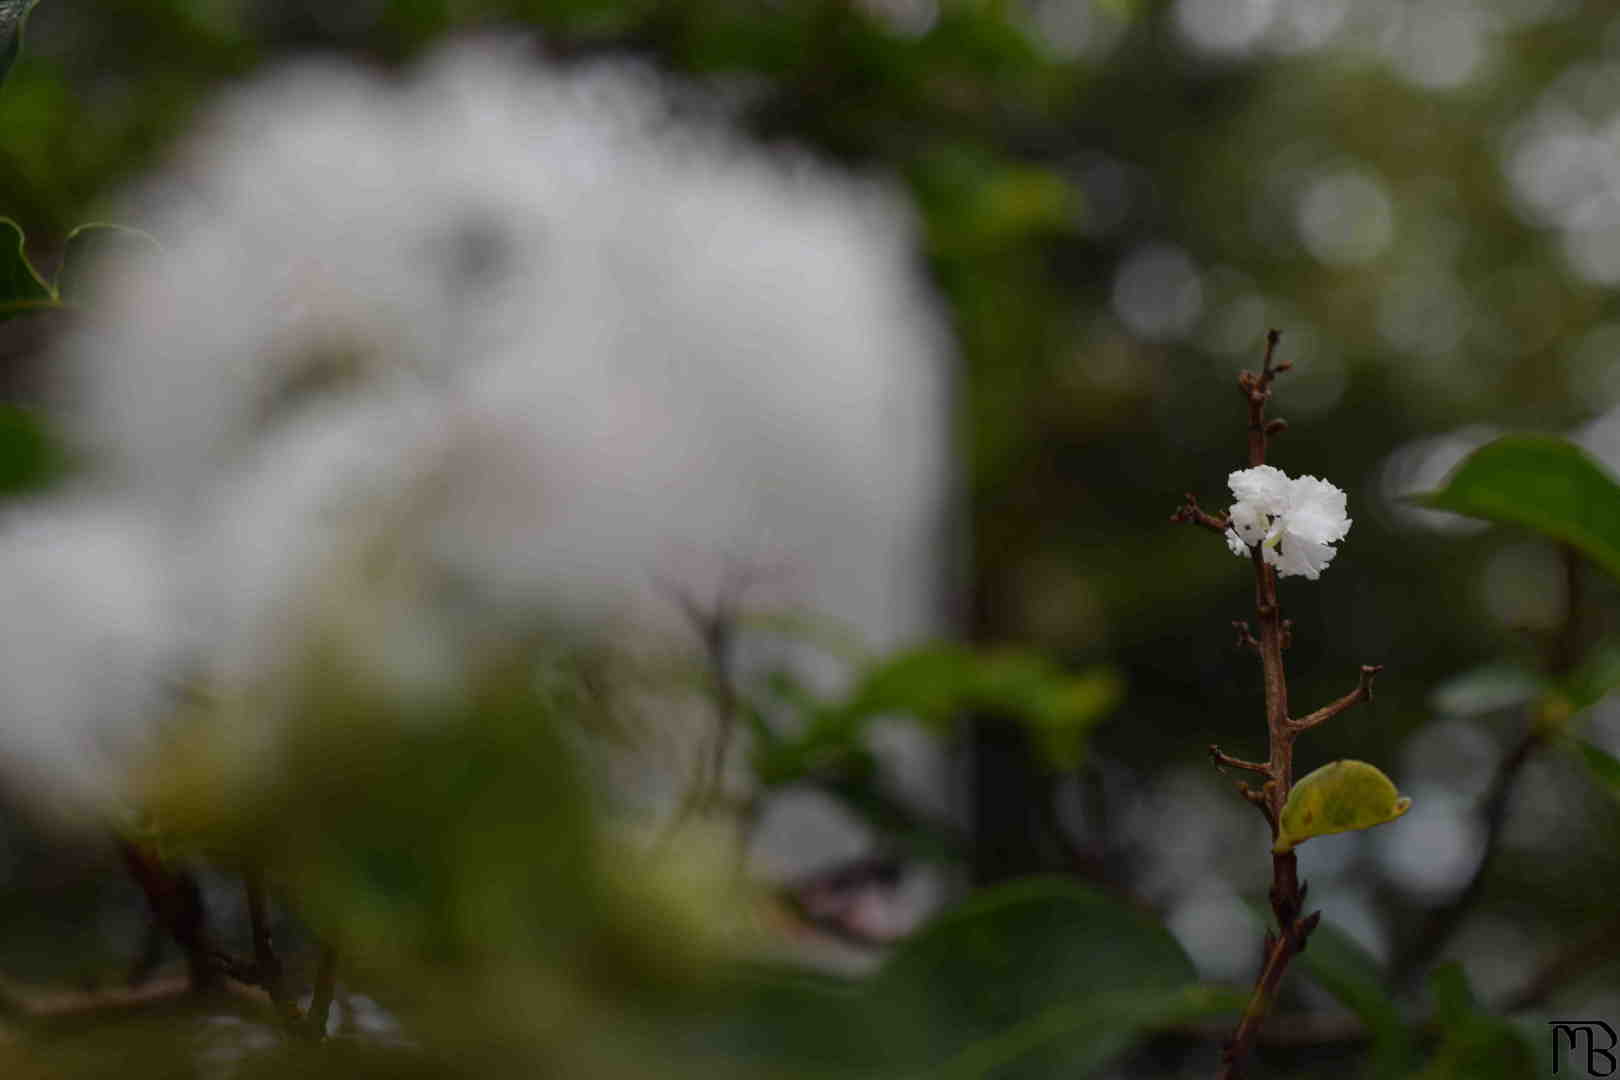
[10,41,952,816]
[0,499,179,819]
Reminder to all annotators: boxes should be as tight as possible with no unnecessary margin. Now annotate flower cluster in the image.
[0,43,951,819]
[1223,465,1351,580]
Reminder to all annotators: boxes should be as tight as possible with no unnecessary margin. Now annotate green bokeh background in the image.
[3,2,1620,1077]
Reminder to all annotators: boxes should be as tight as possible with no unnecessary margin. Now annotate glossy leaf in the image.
[1274,759,1412,853]
[0,0,39,87]
[0,217,54,321]
[1412,436,1620,583]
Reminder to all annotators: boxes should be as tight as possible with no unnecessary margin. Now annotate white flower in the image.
[55,42,952,684]
[1223,465,1351,580]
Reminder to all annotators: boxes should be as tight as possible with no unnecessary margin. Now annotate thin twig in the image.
[245,871,302,1030]
[1210,745,1269,775]
[1171,493,1230,534]
[118,840,221,993]
[1289,666,1382,732]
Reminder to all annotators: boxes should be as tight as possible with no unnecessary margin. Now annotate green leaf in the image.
[0,0,40,87]
[1274,760,1412,853]
[1,217,54,321]
[695,878,1237,1078]
[848,644,1121,771]
[1300,920,1417,1079]
[54,222,159,304]
[875,877,1232,1077]
[1576,739,1620,802]
[1412,435,1620,583]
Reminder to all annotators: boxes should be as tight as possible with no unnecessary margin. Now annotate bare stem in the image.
[119,840,221,994]
[1209,745,1269,775]
[245,871,302,1030]
[1289,666,1383,733]
[1174,332,1380,1079]
[1216,910,1322,1080]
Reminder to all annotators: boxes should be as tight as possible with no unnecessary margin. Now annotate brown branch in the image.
[1232,622,1259,652]
[1240,329,1288,468]
[1217,909,1321,1080]
[662,560,772,825]
[1288,666,1382,732]
[118,840,222,993]
[1210,745,1269,775]
[1171,493,1230,533]
[245,871,303,1031]
[1208,331,1357,1079]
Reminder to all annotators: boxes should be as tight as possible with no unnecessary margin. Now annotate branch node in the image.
[1171,493,1229,534]
[1264,418,1288,436]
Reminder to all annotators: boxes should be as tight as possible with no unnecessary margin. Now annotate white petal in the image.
[1287,475,1350,537]
[1273,533,1338,579]
[1226,528,1250,557]
[1228,465,1292,514]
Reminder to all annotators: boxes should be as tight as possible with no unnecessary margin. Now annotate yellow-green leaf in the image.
[1274,760,1412,853]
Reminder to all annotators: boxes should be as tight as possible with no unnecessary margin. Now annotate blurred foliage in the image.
[7,1,1620,1078]
[1417,435,1620,581]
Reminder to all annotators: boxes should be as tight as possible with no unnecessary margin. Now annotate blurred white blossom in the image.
[20,42,951,817]
[1224,465,1351,579]
[56,42,950,688]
